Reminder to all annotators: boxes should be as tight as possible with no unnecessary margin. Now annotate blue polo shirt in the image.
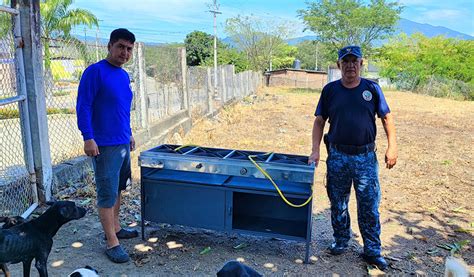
[76,59,133,146]
[315,78,390,146]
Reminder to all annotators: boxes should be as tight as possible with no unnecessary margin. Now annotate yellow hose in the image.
[248,154,313,208]
[174,145,313,208]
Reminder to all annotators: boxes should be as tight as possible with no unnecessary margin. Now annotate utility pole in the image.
[209,0,221,99]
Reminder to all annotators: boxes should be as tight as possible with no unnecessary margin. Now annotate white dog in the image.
[68,266,99,277]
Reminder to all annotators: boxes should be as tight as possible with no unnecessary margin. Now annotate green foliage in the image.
[271,44,298,69]
[41,0,99,77]
[0,107,74,119]
[298,0,402,55]
[295,41,334,70]
[201,47,249,73]
[225,15,292,71]
[41,0,98,39]
[0,108,19,119]
[184,30,249,72]
[376,33,474,100]
[185,31,214,66]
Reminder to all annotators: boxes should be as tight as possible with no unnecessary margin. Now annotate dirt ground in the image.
[8,87,473,276]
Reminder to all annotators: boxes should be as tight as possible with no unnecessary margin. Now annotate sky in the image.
[69,0,474,43]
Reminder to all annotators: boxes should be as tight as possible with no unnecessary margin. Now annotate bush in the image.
[416,76,474,101]
[0,107,75,119]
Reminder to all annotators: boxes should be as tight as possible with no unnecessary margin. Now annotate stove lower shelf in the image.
[140,168,314,263]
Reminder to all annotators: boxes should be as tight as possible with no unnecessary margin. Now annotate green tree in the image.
[225,15,292,71]
[298,0,402,55]
[271,44,297,69]
[202,47,249,73]
[295,40,334,70]
[184,30,249,72]
[376,33,474,99]
[184,31,213,66]
[41,0,98,89]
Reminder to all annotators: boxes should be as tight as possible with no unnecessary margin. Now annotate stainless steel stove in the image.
[139,144,315,263]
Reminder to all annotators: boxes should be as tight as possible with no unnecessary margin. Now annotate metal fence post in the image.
[11,0,38,207]
[17,0,52,202]
[136,42,148,130]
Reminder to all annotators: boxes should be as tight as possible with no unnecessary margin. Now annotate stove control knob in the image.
[240,167,248,175]
[196,163,203,169]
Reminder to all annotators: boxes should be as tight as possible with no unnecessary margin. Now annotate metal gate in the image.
[0,5,38,217]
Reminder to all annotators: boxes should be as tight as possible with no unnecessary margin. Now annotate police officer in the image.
[308,46,397,271]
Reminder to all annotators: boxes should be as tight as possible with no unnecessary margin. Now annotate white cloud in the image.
[422,9,465,21]
[398,0,434,5]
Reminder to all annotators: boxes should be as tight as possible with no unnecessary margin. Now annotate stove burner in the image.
[269,154,308,165]
[228,150,267,161]
[150,145,308,165]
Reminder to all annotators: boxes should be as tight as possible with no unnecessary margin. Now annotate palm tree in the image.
[40,0,98,98]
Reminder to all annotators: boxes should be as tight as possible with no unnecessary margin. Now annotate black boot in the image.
[362,254,388,271]
[327,242,348,255]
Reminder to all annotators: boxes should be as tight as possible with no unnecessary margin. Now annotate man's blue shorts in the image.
[92,144,131,208]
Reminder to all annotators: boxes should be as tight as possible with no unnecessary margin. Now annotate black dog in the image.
[0,216,27,229]
[0,215,28,276]
[0,201,86,277]
[217,261,262,277]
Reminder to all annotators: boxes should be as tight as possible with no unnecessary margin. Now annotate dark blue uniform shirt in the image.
[315,78,390,146]
[76,59,133,146]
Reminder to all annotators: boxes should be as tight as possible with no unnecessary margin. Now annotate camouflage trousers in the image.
[326,146,381,257]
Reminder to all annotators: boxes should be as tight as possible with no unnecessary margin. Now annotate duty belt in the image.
[329,142,376,155]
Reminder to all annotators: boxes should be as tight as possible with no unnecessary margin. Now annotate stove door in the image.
[142,179,226,231]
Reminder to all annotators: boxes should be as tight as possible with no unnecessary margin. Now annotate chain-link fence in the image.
[1,3,263,211]
[42,35,109,165]
[0,6,36,216]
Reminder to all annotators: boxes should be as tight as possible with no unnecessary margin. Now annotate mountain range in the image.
[78,18,472,45]
[285,18,473,45]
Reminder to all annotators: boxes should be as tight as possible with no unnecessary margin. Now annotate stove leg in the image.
[141,179,146,241]
[304,199,313,264]
[305,239,310,264]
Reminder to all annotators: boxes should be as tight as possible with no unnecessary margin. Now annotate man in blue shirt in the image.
[77,28,137,263]
[309,46,397,271]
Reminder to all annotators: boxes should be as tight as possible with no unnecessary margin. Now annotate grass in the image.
[53,90,71,97]
[286,87,322,94]
[0,107,75,119]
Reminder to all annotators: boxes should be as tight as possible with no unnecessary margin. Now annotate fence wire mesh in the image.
[0,103,34,216]
[0,9,34,216]
[42,35,108,165]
